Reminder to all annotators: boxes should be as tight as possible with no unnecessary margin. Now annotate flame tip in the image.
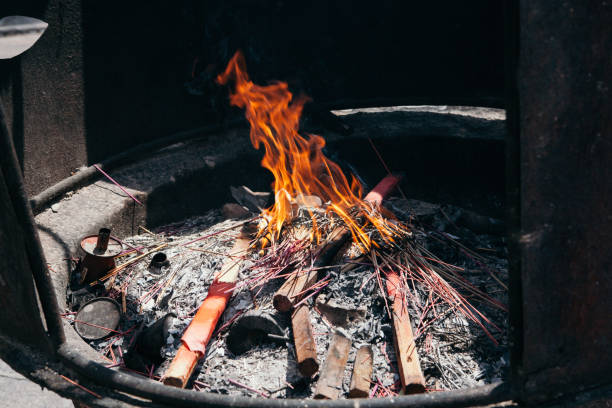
[220,50,405,249]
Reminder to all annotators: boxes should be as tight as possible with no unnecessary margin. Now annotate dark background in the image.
[1,1,612,404]
[0,0,503,196]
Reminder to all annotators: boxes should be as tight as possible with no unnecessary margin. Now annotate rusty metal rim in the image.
[58,344,514,408]
[0,333,516,408]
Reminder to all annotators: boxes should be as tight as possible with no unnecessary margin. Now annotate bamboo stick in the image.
[314,330,352,399]
[291,305,319,377]
[349,345,373,398]
[386,271,426,394]
[162,230,251,388]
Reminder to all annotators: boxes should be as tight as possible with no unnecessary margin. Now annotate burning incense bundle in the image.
[156,51,504,395]
[217,51,405,252]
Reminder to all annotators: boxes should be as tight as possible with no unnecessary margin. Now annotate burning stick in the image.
[363,173,403,206]
[273,226,348,312]
[313,330,352,399]
[385,270,426,394]
[291,304,319,377]
[272,174,403,312]
[162,227,252,388]
[349,345,373,398]
[219,51,404,250]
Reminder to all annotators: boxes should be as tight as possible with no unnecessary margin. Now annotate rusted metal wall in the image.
[0,0,86,197]
[518,0,612,401]
[1,0,504,196]
[0,165,51,351]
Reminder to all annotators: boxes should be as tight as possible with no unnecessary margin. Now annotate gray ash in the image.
[66,197,509,399]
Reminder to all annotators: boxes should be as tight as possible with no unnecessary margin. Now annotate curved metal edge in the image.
[58,344,514,408]
[0,16,48,35]
[0,16,48,59]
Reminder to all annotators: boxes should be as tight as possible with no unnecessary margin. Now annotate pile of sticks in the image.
[162,174,427,398]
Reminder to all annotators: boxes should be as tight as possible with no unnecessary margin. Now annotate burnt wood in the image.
[314,331,351,400]
[517,0,612,401]
[348,345,373,398]
[273,226,349,312]
[273,269,319,313]
[291,305,319,378]
[386,271,426,394]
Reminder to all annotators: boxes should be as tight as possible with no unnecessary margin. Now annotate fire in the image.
[218,51,399,250]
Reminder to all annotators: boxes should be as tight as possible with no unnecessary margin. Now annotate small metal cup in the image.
[148,252,170,275]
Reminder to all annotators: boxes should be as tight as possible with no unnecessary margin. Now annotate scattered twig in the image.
[182,217,259,246]
[93,164,143,206]
[227,379,270,398]
[61,315,123,335]
[112,235,144,255]
[90,243,167,286]
[60,375,102,399]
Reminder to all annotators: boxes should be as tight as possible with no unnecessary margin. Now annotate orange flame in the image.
[218,51,397,250]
